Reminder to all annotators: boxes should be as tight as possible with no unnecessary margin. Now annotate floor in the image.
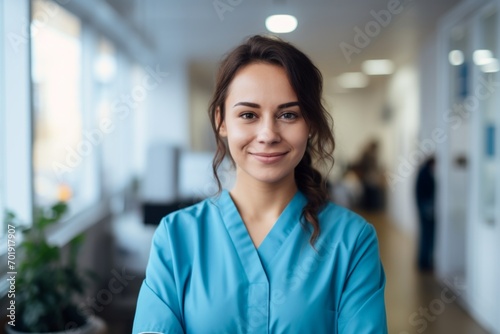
[362,210,489,334]
[103,210,490,334]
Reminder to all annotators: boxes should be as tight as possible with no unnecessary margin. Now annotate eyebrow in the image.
[233,101,300,109]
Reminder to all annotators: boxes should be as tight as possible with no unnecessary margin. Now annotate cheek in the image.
[296,139,309,156]
[227,125,252,148]
[288,130,309,152]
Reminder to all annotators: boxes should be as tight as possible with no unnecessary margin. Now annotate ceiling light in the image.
[362,59,394,75]
[448,50,464,66]
[473,49,494,66]
[336,72,369,89]
[265,15,298,33]
[480,58,499,73]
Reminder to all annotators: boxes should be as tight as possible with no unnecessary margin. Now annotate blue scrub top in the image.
[133,189,387,333]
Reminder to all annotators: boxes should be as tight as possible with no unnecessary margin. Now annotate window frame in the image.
[2,0,33,231]
[0,0,5,237]
[0,0,33,296]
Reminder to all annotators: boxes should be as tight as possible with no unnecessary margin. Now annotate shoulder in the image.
[154,197,221,238]
[163,197,211,220]
[159,196,219,229]
[319,201,371,232]
[151,196,222,254]
[317,201,378,249]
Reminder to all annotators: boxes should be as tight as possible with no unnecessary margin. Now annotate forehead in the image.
[225,62,297,105]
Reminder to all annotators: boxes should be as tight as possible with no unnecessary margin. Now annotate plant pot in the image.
[5,316,107,334]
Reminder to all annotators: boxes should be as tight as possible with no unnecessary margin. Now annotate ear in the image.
[216,107,227,137]
[307,126,313,139]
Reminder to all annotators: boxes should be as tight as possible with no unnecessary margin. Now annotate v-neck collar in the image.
[215,189,307,278]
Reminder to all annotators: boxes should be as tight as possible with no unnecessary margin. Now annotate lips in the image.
[251,152,288,157]
[250,151,288,164]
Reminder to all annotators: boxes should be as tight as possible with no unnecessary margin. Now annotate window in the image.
[94,37,122,194]
[31,0,97,210]
[94,38,137,195]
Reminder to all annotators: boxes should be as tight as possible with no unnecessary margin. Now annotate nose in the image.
[257,118,281,144]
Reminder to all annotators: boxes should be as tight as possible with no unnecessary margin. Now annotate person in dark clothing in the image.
[357,140,385,211]
[415,156,436,271]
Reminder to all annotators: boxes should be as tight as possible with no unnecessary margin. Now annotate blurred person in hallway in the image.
[415,155,436,271]
[331,164,363,209]
[133,35,387,334]
[356,139,386,211]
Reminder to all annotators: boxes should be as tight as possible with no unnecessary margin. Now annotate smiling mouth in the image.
[249,152,288,164]
[250,152,288,157]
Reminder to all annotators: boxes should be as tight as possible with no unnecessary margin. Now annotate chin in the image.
[249,170,295,185]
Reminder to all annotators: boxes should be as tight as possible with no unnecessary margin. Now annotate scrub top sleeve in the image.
[132,217,185,334]
[337,223,388,334]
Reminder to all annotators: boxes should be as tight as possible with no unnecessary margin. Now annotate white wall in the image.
[145,59,190,148]
[189,73,216,151]
[326,85,392,179]
[139,60,190,202]
[419,34,440,143]
[386,64,421,235]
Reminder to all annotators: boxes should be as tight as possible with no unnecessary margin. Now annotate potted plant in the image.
[4,202,103,334]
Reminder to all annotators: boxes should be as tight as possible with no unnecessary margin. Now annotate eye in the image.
[240,112,256,119]
[279,112,298,120]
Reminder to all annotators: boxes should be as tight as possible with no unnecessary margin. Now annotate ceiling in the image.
[103,0,461,82]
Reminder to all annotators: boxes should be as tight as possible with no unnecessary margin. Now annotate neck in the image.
[229,172,298,224]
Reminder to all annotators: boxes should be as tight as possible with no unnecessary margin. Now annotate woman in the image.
[133,35,387,333]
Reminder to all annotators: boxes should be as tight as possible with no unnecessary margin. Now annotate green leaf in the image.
[7,201,92,331]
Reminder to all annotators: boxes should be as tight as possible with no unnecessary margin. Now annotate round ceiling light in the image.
[448,50,464,66]
[265,15,298,33]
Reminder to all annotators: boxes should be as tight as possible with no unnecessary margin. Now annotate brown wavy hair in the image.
[208,35,335,246]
